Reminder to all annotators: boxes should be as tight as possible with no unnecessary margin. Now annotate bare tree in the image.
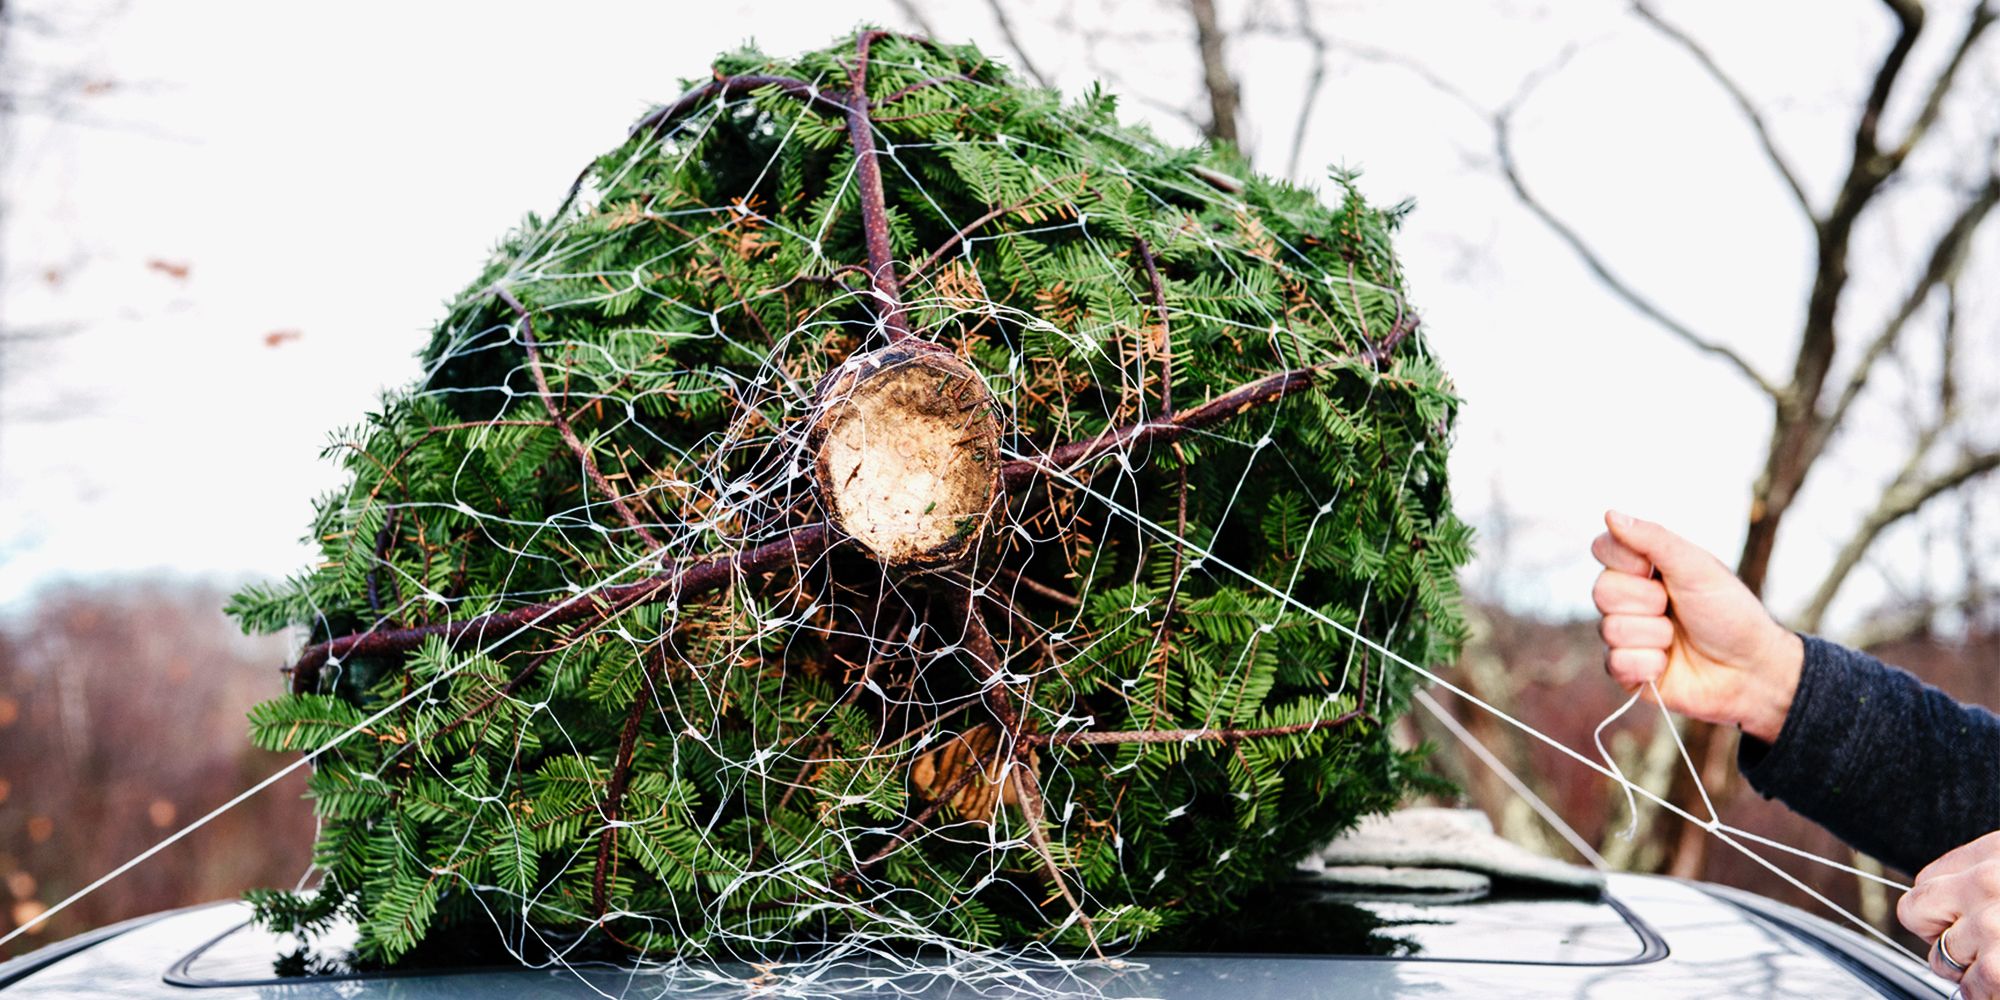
[1187,0,1242,144]
[1491,0,2000,878]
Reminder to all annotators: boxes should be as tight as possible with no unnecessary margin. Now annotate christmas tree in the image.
[231,30,1471,968]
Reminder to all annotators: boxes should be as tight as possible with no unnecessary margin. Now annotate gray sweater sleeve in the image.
[1738,635,2000,875]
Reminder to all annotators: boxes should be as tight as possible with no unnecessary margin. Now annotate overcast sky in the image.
[3,0,1994,632]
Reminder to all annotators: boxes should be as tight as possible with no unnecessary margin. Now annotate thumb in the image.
[1604,511,1716,583]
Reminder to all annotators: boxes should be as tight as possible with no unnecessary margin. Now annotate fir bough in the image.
[233,30,1471,966]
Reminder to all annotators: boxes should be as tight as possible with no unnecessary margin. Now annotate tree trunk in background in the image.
[1187,0,1241,145]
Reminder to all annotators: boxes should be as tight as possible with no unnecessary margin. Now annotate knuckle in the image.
[1629,616,1666,646]
[1978,862,2000,893]
[1898,886,1927,925]
[1604,617,1631,645]
[1591,573,1617,610]
[1971,965,2000,997]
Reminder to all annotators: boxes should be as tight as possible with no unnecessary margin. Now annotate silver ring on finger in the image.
[1940,926,1969,974]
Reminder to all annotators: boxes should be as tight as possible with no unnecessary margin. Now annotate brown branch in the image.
[846,30,913,343]
[1663,0,1935,865]
[924,583,1099,951]
[1007,754,1101,956]
[1799,445,2000,633]
[1493,111,1779,397]
[494,286,664,552]
[625,50,931,345]
[998,359,1341,490]
[1888,4,1996,167]
[993,564,1082,609]
[1366,312,1419,366]
[853,744,990,873]
[1134,236,1190,718]
[952,585,1022,733]
[1187,0,1242,145]
[1187,164,1246,195]
[1817,172,2000,445]
[594,650,664,916]
[365,509,401,621]
[907,171,1090,279]
[1629,0,1813,218]
[1733,1,1984,601]
[424,651,554,759]
[1026,712,1365,746]
[1133,236,1174,414]
[1798,274,1988,632]
[1789,0,1931,420]
[288,524,831,693]
[1853,0,1926,167]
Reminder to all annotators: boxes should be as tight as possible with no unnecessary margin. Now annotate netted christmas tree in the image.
[231,30,1470,973]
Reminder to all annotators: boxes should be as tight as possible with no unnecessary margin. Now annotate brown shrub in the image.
[0,582,315,958]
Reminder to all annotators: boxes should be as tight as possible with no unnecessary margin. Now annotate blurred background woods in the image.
[0,585,314,954]
[3,0,1999,957]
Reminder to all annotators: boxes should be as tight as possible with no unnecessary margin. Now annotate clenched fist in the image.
[1588,511,1803,743]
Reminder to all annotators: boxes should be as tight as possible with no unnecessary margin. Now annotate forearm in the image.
[1739,636,2000,874]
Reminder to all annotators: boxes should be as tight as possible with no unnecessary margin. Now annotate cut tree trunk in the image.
[810,343,1002,568]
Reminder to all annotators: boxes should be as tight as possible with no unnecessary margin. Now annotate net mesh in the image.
[225,29,1473,988]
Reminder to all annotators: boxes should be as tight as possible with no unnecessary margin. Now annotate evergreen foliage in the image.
[233,30,1471,966]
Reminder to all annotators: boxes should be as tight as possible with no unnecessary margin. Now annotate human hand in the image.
[1899,831,2000,993]
[1589,510,1803,743]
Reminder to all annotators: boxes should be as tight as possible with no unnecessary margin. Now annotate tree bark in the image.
[1188,0,1242,145]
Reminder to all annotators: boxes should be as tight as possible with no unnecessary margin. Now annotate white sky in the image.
[3,0,1995,632]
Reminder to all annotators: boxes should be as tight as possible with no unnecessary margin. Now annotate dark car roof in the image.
[0,874,1948,999]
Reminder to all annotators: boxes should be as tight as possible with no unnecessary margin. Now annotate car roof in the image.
[0,874,1949,999]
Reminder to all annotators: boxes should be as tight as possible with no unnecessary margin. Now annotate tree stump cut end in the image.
[811,344,1002,567]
